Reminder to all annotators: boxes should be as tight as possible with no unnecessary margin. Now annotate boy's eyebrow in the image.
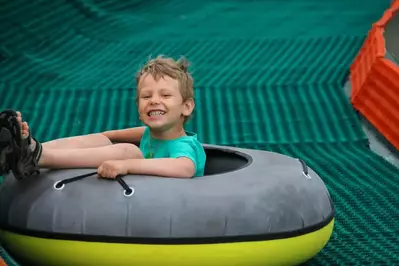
[140,87,175,92]
[138,87,151,92]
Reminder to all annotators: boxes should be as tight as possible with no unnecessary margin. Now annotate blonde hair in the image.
[135,55,195,122]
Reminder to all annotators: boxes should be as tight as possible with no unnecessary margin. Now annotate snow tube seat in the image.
[0,144,334,266]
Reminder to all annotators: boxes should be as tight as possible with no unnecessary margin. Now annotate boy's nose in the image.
[149,96,160,104]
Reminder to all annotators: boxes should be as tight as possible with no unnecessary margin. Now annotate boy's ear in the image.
[182,98,195,116]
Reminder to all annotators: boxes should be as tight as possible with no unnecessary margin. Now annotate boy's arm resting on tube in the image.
[123,157,195,178]
[122,141,199,178]
[98,130,202,179]
[102,126,146,143]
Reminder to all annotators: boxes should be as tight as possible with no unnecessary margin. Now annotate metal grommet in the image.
[123,187,135,197]
[298,159,311,180]
[302,171,312,180]
[53,181,65,190]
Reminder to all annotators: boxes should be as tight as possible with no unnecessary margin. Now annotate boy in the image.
[0,56,206,180]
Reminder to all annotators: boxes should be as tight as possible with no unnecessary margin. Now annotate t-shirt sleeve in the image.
[169,139,199,170]
[139,126,150,155]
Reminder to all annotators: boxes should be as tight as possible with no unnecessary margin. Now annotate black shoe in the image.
[0,109,19,176]
[0,109,42,180]
[0,127,13,175]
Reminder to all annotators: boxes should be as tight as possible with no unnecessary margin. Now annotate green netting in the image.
[0,246,17,266]
[1,0,399,265]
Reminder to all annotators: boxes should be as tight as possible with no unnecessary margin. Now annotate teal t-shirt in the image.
[139,127,206,177]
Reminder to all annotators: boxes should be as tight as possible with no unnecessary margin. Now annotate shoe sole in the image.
[0,127,13,175]
[0,109,39,180]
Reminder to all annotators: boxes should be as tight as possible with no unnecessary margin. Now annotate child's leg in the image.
[20,115,141,168]
[0,110,142,179]
[42,133,112,150]
[39,143,143,169]
[17,112,113,150]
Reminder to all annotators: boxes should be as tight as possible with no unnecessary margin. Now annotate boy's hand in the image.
[97,160,128,179]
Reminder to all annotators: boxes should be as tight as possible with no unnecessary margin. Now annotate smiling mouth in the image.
[148,110,166,116]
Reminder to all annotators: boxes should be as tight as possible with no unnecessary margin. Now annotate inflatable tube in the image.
[0,144,334,266]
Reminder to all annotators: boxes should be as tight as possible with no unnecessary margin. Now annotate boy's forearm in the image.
[122,158,195,178]
[102,127,146,143]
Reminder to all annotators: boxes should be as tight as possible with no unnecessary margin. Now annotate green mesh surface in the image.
[1,0,399,265]
[0,247,17,266]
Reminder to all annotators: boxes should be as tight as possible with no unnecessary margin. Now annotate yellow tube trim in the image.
[0,219,334,266]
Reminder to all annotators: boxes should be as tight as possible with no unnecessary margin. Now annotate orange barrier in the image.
[350,0,399,150]
[0,257,7,266]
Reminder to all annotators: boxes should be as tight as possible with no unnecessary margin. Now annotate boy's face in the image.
[137,74,194,132]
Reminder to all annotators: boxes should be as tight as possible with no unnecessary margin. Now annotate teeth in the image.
[149,111,165,116]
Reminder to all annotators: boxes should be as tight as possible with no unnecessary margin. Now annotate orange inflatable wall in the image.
[350,0,399,150]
